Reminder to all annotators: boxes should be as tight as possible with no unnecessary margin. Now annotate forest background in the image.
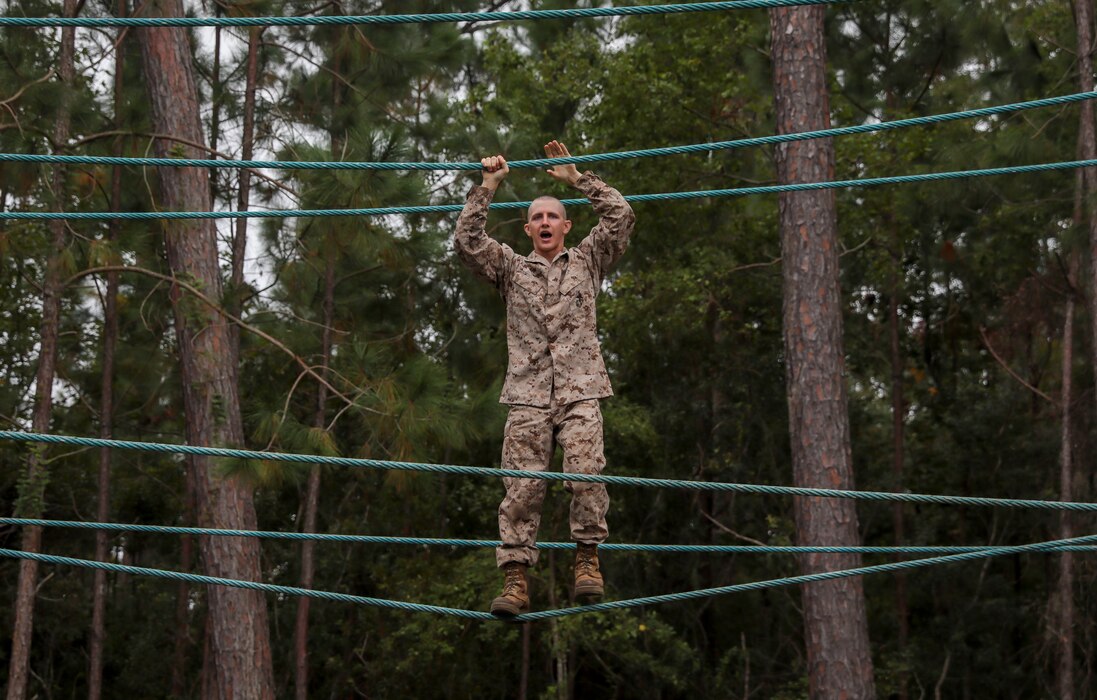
[1,0,1096,698]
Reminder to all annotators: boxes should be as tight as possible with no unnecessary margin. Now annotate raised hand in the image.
[543,140,582,186]
[481,154,509,191]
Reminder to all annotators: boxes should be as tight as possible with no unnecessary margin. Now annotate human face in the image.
[524,198,572,261]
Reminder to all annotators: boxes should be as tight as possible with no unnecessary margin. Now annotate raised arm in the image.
[454,155,515,289]
[543,140,635,280]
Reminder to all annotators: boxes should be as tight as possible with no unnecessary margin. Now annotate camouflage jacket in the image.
[454,173,636,407]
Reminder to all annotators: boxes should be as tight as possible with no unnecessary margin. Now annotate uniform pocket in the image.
[511,265,544,297]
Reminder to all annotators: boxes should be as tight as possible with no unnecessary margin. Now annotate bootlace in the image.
[503,567,524,594]
[575,548,598,576]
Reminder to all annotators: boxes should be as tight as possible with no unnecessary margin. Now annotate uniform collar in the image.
[526,247,570,265]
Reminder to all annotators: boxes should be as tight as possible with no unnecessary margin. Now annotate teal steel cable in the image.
[515,531,1097,621]
[0,0,849,28]
[0,547,494,619]
[5,157,1097,221]
[4,517,1095,554]
[3,431,1097,512]
[2,532,1096,621]
[4,91,1093,172]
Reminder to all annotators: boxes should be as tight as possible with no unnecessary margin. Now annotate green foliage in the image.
[13,445,48,517]
[3,0,1097,697]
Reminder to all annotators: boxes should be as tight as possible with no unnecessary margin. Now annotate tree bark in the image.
[1082,0,1097,434]
[6,3,77,698]
[884,217,910,700]
[769,6,876,698]
[547,551,570,700]
[228,26,261,366]
[1054,255,1077,700]
[208,4,222,204]
[294,247,335,700]
[1066,0,1097,693]
[519,622,531,700]
[879,88,909,700]
[169,541,195,696]
[88,5,127,698]
[295,39,346,695]
[136,2,274,697]
[170,472,197,698]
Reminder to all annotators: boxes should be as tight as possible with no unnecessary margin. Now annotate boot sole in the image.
[490,600,529,618]
[574,583,603,604]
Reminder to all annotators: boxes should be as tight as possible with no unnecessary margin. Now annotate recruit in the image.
[453,140,637,616]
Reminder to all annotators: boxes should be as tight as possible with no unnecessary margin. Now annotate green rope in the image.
[517,531,1097,622]
[0,547,493,619]
[5,91,1093,172]
[2,431,1096,512]
[5,157,1097,221]
[2,532,1095,621]
[0,0,849,28]
[4,517,1095,554]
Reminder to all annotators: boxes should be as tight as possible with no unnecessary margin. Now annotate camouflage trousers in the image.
[496,398,609,568]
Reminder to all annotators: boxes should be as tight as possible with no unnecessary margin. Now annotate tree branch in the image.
[978,325,1054,403]
[698,509,768,546]
[65,265,380,415]
[67,130,300,200]
[0,70,56,108]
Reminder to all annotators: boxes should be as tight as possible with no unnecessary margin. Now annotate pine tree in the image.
[770,5,876,697]
[136,1,274,695]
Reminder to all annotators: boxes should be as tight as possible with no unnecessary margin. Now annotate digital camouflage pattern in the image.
[453,172,636,407]
[495,399,609,567]
[454,171,634,568]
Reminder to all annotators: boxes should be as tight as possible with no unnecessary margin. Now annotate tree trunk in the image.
[169,536,195,696]
[87,255,119,700]
[295,40,346,694]
[294,246,335,700]
[208,3,222,203]
[769,6,876,698]
[886,217,910,700]
[88,5,127,697]
[199,7,222,687]
[1082,0,1097,432]
[1067,0,1097,694]
[878,88,909,700]
[170,472,197,697]
[1054,255,1077,700]
[547,551,570,700]
[136,2,274,697]
[6,3,77,697]
[519,622,531,700]
[228,26,261,364]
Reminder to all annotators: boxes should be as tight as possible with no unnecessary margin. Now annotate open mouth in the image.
[539,231,552,241]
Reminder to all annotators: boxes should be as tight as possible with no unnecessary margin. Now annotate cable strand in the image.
[0,0,851,27]
[3,430,1097,511]
[2,91,1091,171]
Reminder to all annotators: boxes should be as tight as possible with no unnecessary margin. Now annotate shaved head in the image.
[524,195,572,261]
[527,195,567,222]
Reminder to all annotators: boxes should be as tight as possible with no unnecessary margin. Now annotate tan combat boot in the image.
[490,562,530,617]
[573,543,604,603]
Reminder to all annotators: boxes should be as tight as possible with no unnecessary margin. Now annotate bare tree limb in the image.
[65,265,382,415]
[264,365,312,451]
[978,325,1054,404]
[68,130,300,200]
[0,71,57,140]
[0,70,56,108]
[698,509,767,546]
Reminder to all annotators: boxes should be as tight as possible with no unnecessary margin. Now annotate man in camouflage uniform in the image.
[454,140,636,617]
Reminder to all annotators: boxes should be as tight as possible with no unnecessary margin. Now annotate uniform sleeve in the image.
[574,172,636,282]
[453,185,514,292]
